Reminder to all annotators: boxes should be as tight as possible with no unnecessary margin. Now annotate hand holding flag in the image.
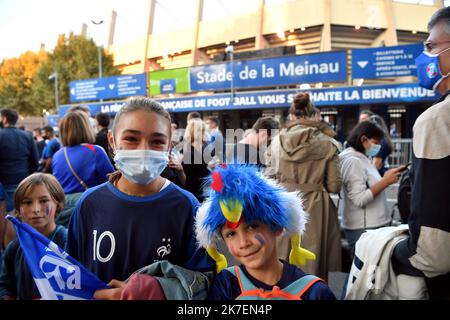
[6,215,107,300]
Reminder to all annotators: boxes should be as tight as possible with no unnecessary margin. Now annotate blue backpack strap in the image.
[282,274,322,298]
[225,266,236,276]
[225,266,257,292]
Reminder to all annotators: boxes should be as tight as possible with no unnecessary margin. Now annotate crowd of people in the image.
[0,6,448,301]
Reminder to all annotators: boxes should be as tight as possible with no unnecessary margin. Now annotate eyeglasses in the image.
[423,40,450,53]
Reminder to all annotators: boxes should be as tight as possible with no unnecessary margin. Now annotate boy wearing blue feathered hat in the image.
[196,164,336,300]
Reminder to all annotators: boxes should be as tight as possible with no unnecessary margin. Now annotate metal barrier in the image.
[388,138,413,168]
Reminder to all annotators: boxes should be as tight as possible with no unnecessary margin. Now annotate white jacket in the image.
[345,225,428,300]
[339,147,390,230]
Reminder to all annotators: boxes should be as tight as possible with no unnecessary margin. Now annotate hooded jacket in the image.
[266,118,342,279]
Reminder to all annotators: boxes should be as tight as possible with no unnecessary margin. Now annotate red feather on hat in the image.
[211,171,224,193]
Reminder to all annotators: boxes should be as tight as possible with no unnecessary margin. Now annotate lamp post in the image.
[91,19,104,79]
[91,19,104,103]
[97,45,103,78]
[226,45,235,103]
[48,72,59,109]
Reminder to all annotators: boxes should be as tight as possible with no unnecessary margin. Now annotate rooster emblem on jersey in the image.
[195,164,316,273]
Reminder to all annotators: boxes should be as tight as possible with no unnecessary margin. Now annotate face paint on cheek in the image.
[228,244,237,257]
[255,233,266,246]
[45,206,51,216]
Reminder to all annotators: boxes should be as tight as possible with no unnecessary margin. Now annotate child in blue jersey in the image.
[0,173,67,300]
[195,164,336,300]
[66,97,215,298]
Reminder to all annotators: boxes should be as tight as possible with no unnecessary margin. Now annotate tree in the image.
[0,50,47,115]
[0,33,121,116]
[32,32,121,113]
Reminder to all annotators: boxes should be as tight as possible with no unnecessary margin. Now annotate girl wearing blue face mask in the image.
[66,97,215,289]
[338,121,406,253]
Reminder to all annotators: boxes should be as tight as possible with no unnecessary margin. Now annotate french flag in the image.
[6,215,107,300]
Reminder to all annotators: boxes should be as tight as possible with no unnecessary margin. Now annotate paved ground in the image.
[328,271,349,299]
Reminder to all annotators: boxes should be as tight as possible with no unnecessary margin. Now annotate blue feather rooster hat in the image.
[195,164,315,273]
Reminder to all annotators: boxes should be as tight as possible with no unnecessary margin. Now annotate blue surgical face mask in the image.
[415,47,450,91]
[365,142,381,158]
[114,149,169,185]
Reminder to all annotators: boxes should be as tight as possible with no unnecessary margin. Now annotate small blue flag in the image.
[6,215,107,300]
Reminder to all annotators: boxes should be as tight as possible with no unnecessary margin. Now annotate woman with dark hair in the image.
[339,121,405,250]
[266,92,342,281]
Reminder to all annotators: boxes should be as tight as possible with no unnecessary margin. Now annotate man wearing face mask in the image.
[391,7,450,300]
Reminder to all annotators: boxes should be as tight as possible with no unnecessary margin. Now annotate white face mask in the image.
[114,149,169,185]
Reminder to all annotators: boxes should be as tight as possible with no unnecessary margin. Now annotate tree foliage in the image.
[0,50,47,115]
[33,33,121,114]
[0,32,121,116]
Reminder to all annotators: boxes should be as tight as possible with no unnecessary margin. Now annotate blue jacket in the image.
[0,127,39,185]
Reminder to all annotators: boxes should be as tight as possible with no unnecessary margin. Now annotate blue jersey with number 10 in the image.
[66,181,215,282]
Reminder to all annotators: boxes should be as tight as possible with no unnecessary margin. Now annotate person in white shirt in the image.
[339,121,405,250]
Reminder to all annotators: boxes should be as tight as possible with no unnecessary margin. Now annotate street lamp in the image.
[98,45,103,78]
[48,72,59,109]
[91,19,104,79]
[225,44,235,103]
